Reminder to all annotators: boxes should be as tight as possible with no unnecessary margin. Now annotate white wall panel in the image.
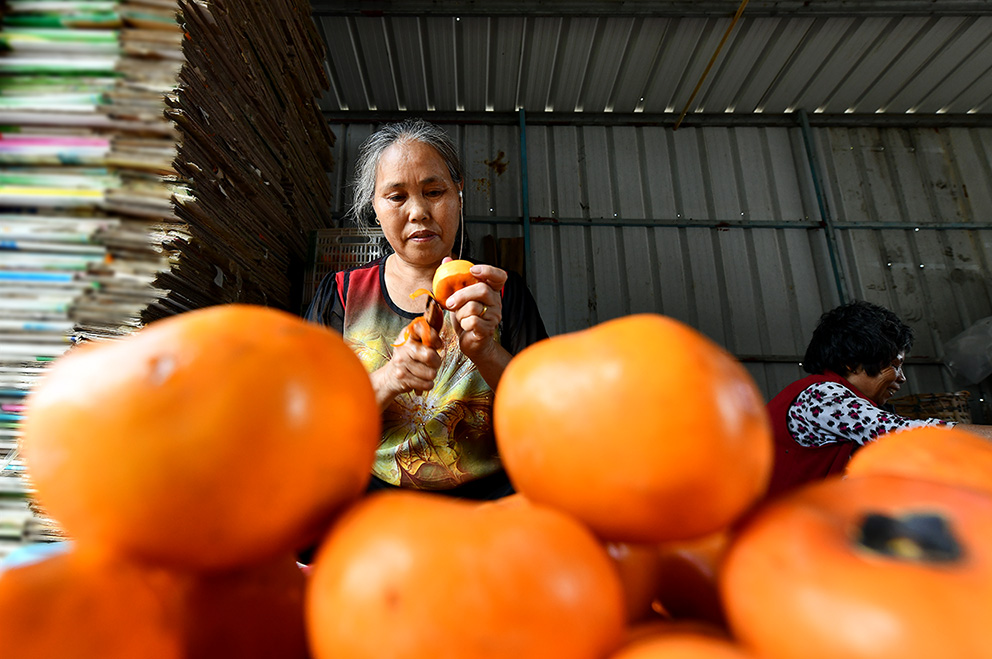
[425,17,458,111]
[622,227,662,314]
[950,128,992,213]
[389,17,429,111]
[610,17,674,112]
[491,17,525,112]
[589,226,625,322]
[612,128,651,218]
[640,128,679,218]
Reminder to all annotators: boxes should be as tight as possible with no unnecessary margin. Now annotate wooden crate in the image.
[889,391,972,424]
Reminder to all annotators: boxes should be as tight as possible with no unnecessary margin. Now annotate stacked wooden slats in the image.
[0,0,335,558]
[167,0,336,310]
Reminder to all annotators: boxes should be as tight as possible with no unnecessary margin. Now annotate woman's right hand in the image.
[370,325,443,409]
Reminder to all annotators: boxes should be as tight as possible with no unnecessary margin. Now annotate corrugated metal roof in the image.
[311,6,992,118]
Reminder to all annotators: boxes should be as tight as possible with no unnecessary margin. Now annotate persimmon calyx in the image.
[856,512,962,563]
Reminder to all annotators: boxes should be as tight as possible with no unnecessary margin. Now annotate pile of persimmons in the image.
[5,304,992,659]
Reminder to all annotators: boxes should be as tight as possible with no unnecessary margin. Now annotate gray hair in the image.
[348,119,464,227]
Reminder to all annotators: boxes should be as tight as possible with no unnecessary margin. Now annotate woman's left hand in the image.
[440,263,506,363]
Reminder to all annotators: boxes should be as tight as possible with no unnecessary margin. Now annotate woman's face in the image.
[847,352,907,406]
[372,139,462,268]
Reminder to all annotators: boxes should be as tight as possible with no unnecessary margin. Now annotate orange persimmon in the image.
[721,474,992,659]
[0,547,308,659]
[432,258,477,303]
[654,529,731,627]
[501,495,666,624]
[622,618,731,646]
[0,548,180,659]
[306,490,626,659]
[494,313,773,542]
[846,424,992,497]
[180,552,309,659]
[21,304,379,571]
[604,541,667,624]
[391,263,471,347]
[609,632,756,659]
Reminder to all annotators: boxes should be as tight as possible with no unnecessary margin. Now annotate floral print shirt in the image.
[787,381,949,448]
[306,256,548,489]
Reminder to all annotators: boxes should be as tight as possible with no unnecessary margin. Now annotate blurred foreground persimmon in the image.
[604,540,667,624]
[494,313,772,542]
[306,490,626,659]
[0,548,179,659]
[721,474,992,659]
[609,631,756,659]
[21,304,379,570]
[846,424,992,497]
[621,618,731,646]
[0,547,308,659]
[653,529,731,627]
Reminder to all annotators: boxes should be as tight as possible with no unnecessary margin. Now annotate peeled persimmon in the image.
[21,304,379,571]
[392,260,475,347]
[846,424,992,497]
[432,258,477,303]
[494,313,773,542]
[306,490,626,659]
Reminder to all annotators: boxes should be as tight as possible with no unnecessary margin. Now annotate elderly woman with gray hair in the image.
[306,119,547,500]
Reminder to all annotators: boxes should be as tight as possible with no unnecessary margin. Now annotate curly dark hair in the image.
[802,300,914,377]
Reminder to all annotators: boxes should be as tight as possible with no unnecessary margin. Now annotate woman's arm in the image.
[788,382,947,447]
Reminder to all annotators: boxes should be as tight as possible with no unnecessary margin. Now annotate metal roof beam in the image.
[321,110,992,128]
[311,1,992,17]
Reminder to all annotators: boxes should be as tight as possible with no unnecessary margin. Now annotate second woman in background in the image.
[765,299,992,500]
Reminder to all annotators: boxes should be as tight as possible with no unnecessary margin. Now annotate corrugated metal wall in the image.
[818,125,992,417]
[323,121,992,417]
